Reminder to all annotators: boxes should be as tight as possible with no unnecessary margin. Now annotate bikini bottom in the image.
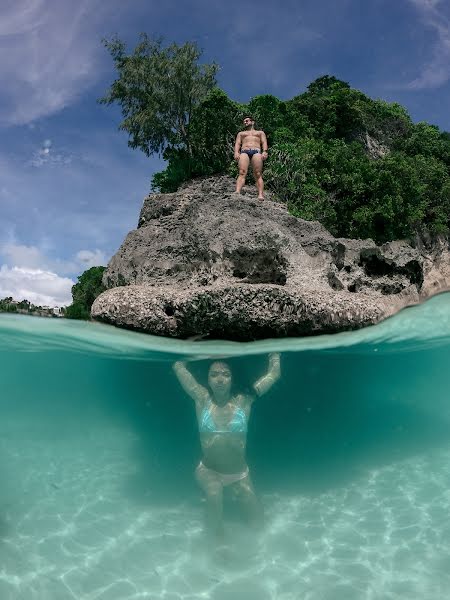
[197,461,249,486]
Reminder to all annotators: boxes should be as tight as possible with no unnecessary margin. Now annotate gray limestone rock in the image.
[91,176,450,340]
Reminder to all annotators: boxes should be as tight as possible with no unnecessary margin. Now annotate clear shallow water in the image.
[1,293,450,600]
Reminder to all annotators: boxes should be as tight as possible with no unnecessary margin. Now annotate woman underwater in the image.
[173,353,281,541]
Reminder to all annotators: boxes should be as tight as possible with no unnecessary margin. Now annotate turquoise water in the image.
[1,294,450,600]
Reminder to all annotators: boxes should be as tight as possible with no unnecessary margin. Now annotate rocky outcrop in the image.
[359,132,389,159]
[91,176,450,340]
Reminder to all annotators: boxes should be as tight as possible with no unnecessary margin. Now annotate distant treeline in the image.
[101,36,450,243]
[0,297,64,317]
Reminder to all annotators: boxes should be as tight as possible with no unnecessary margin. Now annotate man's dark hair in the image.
[243,115,254,121]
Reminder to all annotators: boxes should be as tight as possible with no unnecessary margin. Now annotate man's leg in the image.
[236,153,250,194]
[251,154,264,199]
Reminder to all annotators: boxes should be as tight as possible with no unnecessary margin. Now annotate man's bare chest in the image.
[241,130,261,145]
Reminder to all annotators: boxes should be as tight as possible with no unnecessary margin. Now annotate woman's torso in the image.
[196,393,253,473]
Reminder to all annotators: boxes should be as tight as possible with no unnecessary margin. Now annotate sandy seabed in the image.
[0,420,449,600]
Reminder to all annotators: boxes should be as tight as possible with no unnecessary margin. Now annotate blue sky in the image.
[1,0,449,306]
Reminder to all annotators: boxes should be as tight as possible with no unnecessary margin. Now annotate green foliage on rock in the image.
[152,89,243,192]
[256,77,449,241]
[65,266,106,320]
[288,76,412,145]
[103,41,450,242]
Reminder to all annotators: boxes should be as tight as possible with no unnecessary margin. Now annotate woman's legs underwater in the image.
[195,463,263,540]
[195,463,225,541]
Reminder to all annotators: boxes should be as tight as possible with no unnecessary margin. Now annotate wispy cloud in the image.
[407,0,450,89]
[0,0,104,126]
[28,138,74,168]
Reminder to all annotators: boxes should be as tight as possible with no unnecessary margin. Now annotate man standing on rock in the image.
[234,116,268,200]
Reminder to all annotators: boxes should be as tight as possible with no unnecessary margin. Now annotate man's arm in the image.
[252,353,281,397]
[261,131,268,160]
[173,361,208,406]
[234,132,242,161]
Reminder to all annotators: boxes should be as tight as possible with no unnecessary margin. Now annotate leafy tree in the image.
[287,78,363,140]
[264,138,326,203]
[100,34,218,160]
[288,78,411,145]
[64,302,90,320]
[365,99,411,142]
[65,266,106,320]
[307,75,351,95]
[247,95,288,142]
[152,89,242,192]
[0,299,17,313]
[396,121,450,165]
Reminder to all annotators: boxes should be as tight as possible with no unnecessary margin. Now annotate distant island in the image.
[0,297,65,318]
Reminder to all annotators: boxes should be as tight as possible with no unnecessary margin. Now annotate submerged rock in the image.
[91,176,450,340]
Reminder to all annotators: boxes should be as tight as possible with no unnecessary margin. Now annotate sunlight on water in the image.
[1,293,450,599]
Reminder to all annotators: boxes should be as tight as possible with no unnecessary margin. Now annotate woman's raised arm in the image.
[173,361,209,406]
[253,353,281,397]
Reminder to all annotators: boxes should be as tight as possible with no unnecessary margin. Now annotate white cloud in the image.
[1,243,107,276]
[0,244,108,306]
[406,0,450,89]
[76,249,107,268]
[0,265,73,306]
[0,0,104,126]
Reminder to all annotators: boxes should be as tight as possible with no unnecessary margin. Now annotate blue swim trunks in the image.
[240,148,261,158]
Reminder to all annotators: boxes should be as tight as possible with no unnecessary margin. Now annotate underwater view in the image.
[1,293,450,600]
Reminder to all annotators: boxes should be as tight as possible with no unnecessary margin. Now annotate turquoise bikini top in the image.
[199,399,248,433]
